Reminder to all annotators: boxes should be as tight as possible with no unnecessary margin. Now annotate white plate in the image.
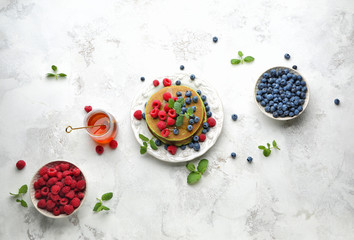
[130,73,224,163]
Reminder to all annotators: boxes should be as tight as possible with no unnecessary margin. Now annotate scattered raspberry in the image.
[207,117,216,127]
[150,108,159,118]
[39,167,48,176]
[164,104,170,112]
[62,170,72,177]
[84,106,92,113]
[158,111,167,121]
[16,160,26,170]
[65,190,75,199]
[77,180,86,190]
[166,117,175,126]
[60,163,70,171]
[71,197,81,208]
[96,145,104,155]
[133,110,143,120]
[77,192,84,199]
[163,92,172,101]
[37,199,46,209]
[153,80,159,87]
[199,134,206,142]
[47,168,57,177]
[161,128,169,137]
[64,176,73,186]
[157,121,167,131]
[52,207,61,216]
[35,190,42,199]
[60,198,69,205]
[168,109,177,118]
[152,100,161,109]
[46,200,56,211]
[173,97,178,101]
[167,145,177,155]
[51,185,61,195]
[72,168,81,176]
[64,205,74,215]
[163,78,172,87]
[109,140,118,149]
[41,187,49,197]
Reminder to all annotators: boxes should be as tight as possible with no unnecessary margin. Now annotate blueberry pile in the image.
[256,68,307,118]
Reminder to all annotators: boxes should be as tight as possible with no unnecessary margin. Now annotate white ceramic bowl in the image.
[254,66,310,120]
[30,160,87,218]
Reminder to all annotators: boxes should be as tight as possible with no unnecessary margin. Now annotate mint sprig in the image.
[93,192,113,212]
[47,65,67,79]
[186,159,208,185]
[231,51,255,65]
[258,140,280,157]
[10,184,28,208]
[139,134,158,154]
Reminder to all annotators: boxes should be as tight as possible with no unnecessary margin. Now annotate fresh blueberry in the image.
[142,113,145,119]
[185,98,191,105]
[202,129,207,134]
[205,106,210,112]
[232,114,238,121]
[263,73,270,79]
[196,90,202,95]
[189,119,195,125]
[231,152,236,159]
[292,65,297,70]
[213,36,218,43]
[192,96,198,103]
[256,95,262,102]
[207,127,211,132]
[176,91,182,97]
[294,109,299,115]
[140,77,145,81]
[204,102,208,106]
[191,106,196,112]
[189,114,195,119]
[201,95,207,101]
[155,139,162,146]
[207,111,212,118]
[190,74,196,80]
[194,117,200,123]
[284,53,290,60]
[203,122,209,129]
[265,106,270,112]
[187,125,193,131]
[193,136,199,142]
[180,65,184,70]
[247,156,253,163]
[185,91,192,97]
[176,80,181,85]
[193,142,200,151]
[173,129,179,135]
[334,98,340,105]
[164,144,169,150]
[181,107,187,113]
[289,112,294,117]
[180,145,186,150]
[273,111,279,118]
[188,142,194,148]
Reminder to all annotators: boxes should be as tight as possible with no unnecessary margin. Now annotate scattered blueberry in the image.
[142,113,145,119]
[173,129,179,135]
[193,142,200,151]
[292,65,297,70]
[232,114,238,121]
[284,53,290,60]
[180,65,184,70]
[189,114,195,119]
[201,95,207,101]
[194,117,200,123]
[213,36,218,43]
[164,144,169,150]
[202,129,207,134]
[155,139,162,146]
[207,111,212,118]
[204,102,208,106]
[176,80,181,85]
[188,142,194,148]
[185,91,192,97]
[193,136,199,142]
[192,96,199,103]
[203,122,209,129]
[192,106,197,112]
[205,106,210,112]
[180,145,186,150]
[247,156,253,163]
[187,125,193,131]
[334,98,340,105]
[231,152,236,159]
[140,77,145,82]
[189,119,195,125]
[176,91,182,97]
[190,74,195,80]
[197,90,202,95]
[185,97,191,105]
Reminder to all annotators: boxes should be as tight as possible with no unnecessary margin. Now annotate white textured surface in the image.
[1,0,354,239]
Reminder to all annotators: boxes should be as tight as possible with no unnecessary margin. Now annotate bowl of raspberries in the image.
[255,66,309,120]
[30,160,87,218]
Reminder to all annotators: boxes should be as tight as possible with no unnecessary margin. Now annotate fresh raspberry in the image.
[161,128,169,137]
[72,168,81,177]
[56,181,64,189]
[37,178,46,187]
[152,100,161,109]
[47,168,57,177]
[37,199,46,209]
[46,200,56,211]
[62,186,71,194]
[55,165,61,171]
[172,97,178,101]
[163,92,172,101]
[77,180,86,190]
[41,187,49,197]
[71,197,81,208]
[59,206,64,214]
[56,171,63,180]
[157,121,167,131]
[16,160,26,170]
[207,117,216,127]
[96,145,104,155]
[64,176,73,186]
[84,106,92,113]
[168,109,177,118]
[109,140,118,149]
[62,170,72,177]
[133,110,143,120]
[39,167,48,176]
[35,190,42,199]
[164,104,170,112]
[33,181,40,190]
[50,193,60,202]
[158,111,167,121]
[70,180,77,189]
[53,207,61,216]
[167,145,177,155]
[150,108,159,118]
[43,174,49,181]
[166,117,175,126]
[51,185,61,195]
[153,80,159,87]
[163,78,172,87]
[60,198,69,205]
[47,177,58,187]
[65,190,75,199]
[77,192,84,199]
[60,163,70,171]
[64,205,74,215]
[199,134,206,142]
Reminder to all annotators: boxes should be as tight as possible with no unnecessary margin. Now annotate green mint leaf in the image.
[186,163,195,172]
[51,65,57,72]
[58,73,67,77]
[187,107,193,115]
[168,98,174,108]
[263,149,271,157]
[20,200,28,208]
[187,172,202,185]
[197,159,208,174]
[150,139,158,150]
[140,146,147,154]
[16,199,21,202]
[273,140,280,150]
[102,192,113,201]
[139,134,149,142]
[177,97,185,106]
[267,143,270,149]
[244,56,254,63]
[184,113,189,119]
[19,184,28,194]
[143,142,148,147]
[238,51,243,57]
[174,102,182,115]
[93,202,102,211]
[176,115,184,127]
[97,205,104,212]
[47,73,56,77]
[231,59,241,65]
[102,206,110,211]
[258,145,266,150]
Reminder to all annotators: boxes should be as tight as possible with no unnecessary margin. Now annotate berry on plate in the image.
[16,160,26,170]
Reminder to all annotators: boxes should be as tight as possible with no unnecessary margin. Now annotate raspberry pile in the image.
[33,162,86,216]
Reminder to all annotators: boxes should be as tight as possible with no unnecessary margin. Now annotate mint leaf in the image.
[140,146,147,154]
[187,107,193,115]
[184,113,190,119]
[186,163,195,172]
[51,65,57,72]
[231,59,241,65]
[97,205,104,212]
[258,145,266,150]
[174,102,182,115]
[177,98,185,106]
[272,140,277,147]
[176,115,184,127]
[16,199,21,202]
[58,73,67,77]
[102,206,110,211]
[20,200,28,208]
[187,172,202,185]
[47,73,56,77]
[263,149,271,157]
[197,159,208,174]
[19,185,28,194]
[143,142,148,147]
[168,98,174,108]
[139,134,149,142]
[267,143,271,149]
[102,192,113,201]
[93,202,102,211]
[150,139,158,150]
[238,51,243,57]
[244,56,254,63]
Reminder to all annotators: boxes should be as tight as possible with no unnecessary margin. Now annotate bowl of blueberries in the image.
[255,66,309,120]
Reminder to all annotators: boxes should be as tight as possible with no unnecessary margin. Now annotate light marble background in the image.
[1,0,354,239]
